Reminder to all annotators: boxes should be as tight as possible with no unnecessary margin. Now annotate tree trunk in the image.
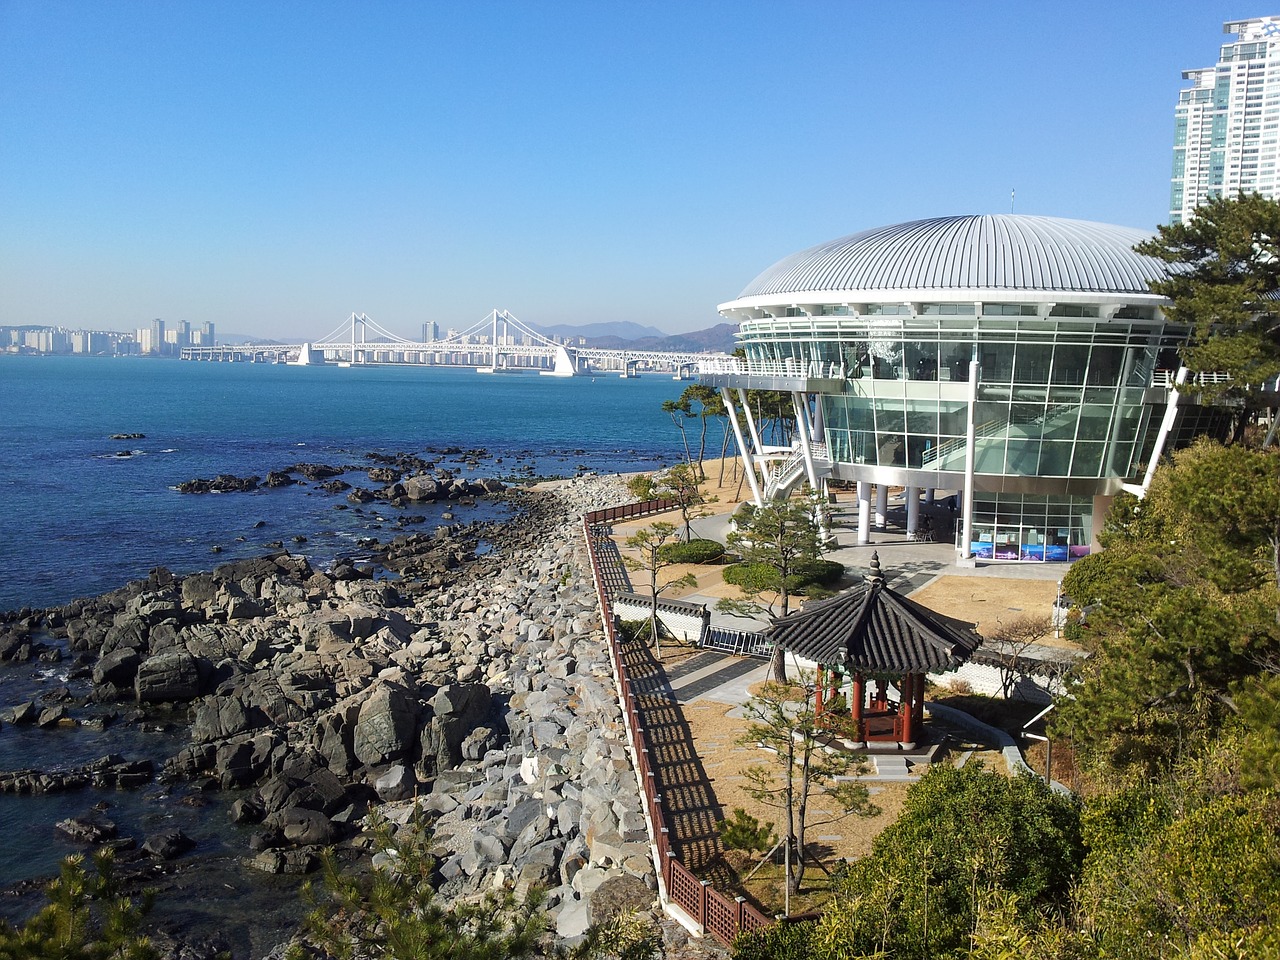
[770,643,787,683]
[696,417,709,481]
[784,733,797,900]
[793,741,811,891]
[675,422,693,466]
[648,570,661,656]
[717,421,731,486]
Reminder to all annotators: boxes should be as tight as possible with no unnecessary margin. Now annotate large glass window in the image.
[967,494,1094,562]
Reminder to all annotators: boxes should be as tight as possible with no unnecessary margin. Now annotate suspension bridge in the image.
[179,310,729,378]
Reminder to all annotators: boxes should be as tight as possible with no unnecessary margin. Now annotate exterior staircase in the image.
[763,442,830,499]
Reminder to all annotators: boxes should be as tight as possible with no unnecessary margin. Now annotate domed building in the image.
[700,214,1221,562]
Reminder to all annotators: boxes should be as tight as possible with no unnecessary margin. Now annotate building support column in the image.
[960,358,980,562]
[791,391,820,492]
[721,388,764,507]
[924,487,935,504]
[1139,367,1189,496]
[857,481,872,544]
[906,485,920,537]
[875,484,889,531]
[737,388,769,506]
[815,666,825,719]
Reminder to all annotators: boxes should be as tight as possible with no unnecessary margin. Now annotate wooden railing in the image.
[582,503,775,945]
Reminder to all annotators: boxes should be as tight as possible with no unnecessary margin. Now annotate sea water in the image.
[0,356,688,611]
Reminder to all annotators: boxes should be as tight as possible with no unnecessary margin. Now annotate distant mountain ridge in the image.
[222,320,740,353]
[528,320,738,354]
[529,320,666,341]
[581,323,738,354]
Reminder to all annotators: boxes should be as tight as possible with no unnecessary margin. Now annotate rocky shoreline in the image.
[0,474,675,958]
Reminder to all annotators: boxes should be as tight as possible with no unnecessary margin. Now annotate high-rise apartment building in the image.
[1171,16,1280,224]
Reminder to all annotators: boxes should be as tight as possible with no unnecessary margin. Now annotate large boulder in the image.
[142,829,196,859]
[312,704,359,776]
[93,648,141,687]
[100,617,148,658]
[402,475,441,502]
[134,650,201,702]
[352,682,420,767]
[191,690,264,742]
[423,683,493,772]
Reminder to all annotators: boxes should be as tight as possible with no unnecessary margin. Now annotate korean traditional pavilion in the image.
[767,552,982,749]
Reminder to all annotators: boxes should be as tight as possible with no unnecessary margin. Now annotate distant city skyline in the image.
[1171,15,1280,222]
[0,1,1258,342]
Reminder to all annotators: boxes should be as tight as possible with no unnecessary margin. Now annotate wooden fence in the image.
[582,501,774,945]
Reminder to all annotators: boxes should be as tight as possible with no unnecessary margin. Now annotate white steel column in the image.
[875,484,889,530]
[906,485,920,537]
[791,392,819,492]
[960,359,979,560]
[1139,368,1189,496]
[738,388,769,505]
[857,481,872,545]
[721,388,763,507]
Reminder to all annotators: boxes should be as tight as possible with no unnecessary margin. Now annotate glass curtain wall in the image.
[966,494,1094,561]
[742,313,1184,481]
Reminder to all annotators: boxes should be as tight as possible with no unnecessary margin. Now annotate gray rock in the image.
[142,829,196,859]
[427,683,492,771]
[93,648,141,687]
[278,807,335,846]
[353,682,419,767]
[135,650,201,702]
[250,848,319,874]
[374,764,416,802]
[56,816,117,844]
[37,705,68,728]
[403,475,441,501]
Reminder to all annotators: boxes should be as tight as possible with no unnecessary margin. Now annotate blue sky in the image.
[0,1,1258,339]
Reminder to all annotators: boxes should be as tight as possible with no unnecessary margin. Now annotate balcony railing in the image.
[696,356,846,379]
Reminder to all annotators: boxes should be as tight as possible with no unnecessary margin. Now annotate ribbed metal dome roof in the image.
[736,215,1168,299]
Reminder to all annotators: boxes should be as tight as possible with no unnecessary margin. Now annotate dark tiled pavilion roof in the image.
[768,558,982,674]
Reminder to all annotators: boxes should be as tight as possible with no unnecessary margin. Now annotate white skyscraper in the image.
[1171,16,1280,224]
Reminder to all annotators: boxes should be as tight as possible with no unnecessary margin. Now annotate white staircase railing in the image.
[764,442,830,499]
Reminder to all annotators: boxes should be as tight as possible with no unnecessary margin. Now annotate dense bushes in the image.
[722,558,843,594]
[656,538,725,564]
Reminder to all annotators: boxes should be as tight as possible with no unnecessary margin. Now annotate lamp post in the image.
[1054,580,1063,639]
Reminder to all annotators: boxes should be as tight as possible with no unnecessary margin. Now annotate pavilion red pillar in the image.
[815,666,825,718]
[914,673,927,726]
[900,672,915,746]
[851,671,865,741]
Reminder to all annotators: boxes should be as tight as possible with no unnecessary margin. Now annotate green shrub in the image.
[657,538,725,564]
[0,851,157,960]
[722,559,844,594]
[716,808,776,853]
[789,559,844,589]
[732,920,814,960]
